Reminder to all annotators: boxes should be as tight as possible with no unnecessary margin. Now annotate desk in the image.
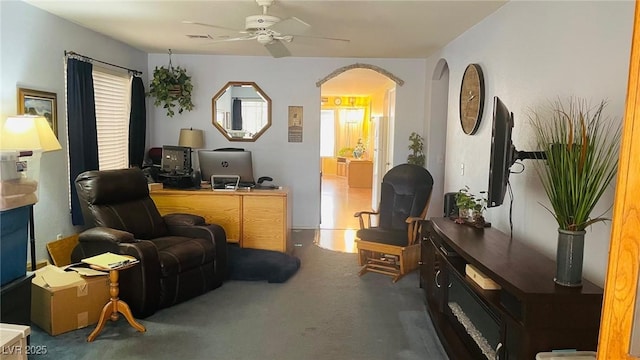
[150,188,292,253]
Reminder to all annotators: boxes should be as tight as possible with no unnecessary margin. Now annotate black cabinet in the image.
[420,222,442,311]
[0,273,34,326]
[420,218,602,360]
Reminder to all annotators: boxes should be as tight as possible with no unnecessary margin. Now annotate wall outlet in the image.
[460,163,465,176]
[56,234,63,240]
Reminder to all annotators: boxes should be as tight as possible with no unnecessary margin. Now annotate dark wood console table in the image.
[420,218,603,360]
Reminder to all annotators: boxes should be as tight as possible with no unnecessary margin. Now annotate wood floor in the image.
[316,174,372,254]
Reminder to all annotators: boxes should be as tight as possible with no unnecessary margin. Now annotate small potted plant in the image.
[338,147,354,158]
[455,186,474,220]
[471,192,487,226]
[455,186,487,226]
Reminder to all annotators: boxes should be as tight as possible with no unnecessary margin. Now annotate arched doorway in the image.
[316,64,401,252]
[426,59,450,219]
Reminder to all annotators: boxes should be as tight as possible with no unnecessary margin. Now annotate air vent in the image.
[186,34,210,39]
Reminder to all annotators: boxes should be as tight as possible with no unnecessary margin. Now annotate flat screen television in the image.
[197,150,255,186]
[487,97,515,208]
[487,96,545,208]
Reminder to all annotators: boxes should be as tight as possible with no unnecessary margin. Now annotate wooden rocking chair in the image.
[354,164,433,282]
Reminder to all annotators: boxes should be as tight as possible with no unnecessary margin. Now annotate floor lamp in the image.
[0,115,62,270]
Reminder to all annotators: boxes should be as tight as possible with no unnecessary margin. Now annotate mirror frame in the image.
[211,81,272,142]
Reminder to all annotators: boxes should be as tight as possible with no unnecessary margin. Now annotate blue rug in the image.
[227,246,300,283]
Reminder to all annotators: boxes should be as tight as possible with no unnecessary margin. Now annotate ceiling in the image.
[24,0,507,95]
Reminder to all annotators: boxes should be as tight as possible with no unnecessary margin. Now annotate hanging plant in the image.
[147,50,194,117]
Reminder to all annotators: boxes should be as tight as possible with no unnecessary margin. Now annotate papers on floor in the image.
[81,252,139,270]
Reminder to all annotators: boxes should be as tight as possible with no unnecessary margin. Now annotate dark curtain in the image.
[129,76,146,168]
[232,98,243,130]
[67,58,98,225]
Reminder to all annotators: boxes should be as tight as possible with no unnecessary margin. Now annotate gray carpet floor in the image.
[29,229,448,360]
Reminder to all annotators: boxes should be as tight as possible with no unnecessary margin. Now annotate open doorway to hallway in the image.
[316,67,396,253]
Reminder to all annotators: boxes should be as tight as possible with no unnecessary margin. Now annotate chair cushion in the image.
[152,236,215,277]
[356,228,408,247]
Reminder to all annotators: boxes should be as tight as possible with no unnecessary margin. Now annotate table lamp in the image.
[0,115,63,270]
[178,128,204,173]
[178,128,204,149]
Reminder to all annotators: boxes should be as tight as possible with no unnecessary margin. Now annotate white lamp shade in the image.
[178,128,204,149]
[0,115,62,152]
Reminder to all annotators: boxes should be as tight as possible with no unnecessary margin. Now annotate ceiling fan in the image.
[183,0,349,58]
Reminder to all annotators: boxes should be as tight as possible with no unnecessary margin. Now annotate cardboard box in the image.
[30,265,110,336]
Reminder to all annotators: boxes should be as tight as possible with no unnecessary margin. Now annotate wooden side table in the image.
[87,261,146,342]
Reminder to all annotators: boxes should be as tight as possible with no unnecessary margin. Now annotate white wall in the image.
[425,0,634,286]
[147,54,426,228]
[0,1,147,263]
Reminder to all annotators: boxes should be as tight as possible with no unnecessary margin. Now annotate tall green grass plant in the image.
[529,98,621,231]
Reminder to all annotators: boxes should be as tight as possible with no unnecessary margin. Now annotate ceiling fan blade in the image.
[264,40,291,58]
[204,35,257,44]
[269,17,310,35]
[182,20,244,33]
[292,34,350,43]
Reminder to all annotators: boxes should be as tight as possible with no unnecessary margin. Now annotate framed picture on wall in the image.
[17,88,58,137]
[288,106,303,143]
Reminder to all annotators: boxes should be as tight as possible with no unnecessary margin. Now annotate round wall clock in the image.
[334,97,342,105]
[459,63,485,135]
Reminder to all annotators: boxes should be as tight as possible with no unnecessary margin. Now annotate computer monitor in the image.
[161,145,191,174]
[197,150,255,186]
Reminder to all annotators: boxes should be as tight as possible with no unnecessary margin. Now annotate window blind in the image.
[92,68,131,170]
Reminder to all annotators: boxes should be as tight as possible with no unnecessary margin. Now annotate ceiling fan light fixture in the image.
[257,34,274,45]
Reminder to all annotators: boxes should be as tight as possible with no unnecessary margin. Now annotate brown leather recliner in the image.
[71,168,228,318]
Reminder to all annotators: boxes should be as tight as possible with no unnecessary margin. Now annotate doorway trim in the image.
[318,64,399,230]
[316,63,404,88]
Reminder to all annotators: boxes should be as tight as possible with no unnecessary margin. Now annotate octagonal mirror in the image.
[212,81,271,142]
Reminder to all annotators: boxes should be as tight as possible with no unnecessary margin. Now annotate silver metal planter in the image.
[555,229,586,287]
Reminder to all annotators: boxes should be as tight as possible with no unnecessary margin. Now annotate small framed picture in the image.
[17,88,58,137]
[288,106,303,143]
